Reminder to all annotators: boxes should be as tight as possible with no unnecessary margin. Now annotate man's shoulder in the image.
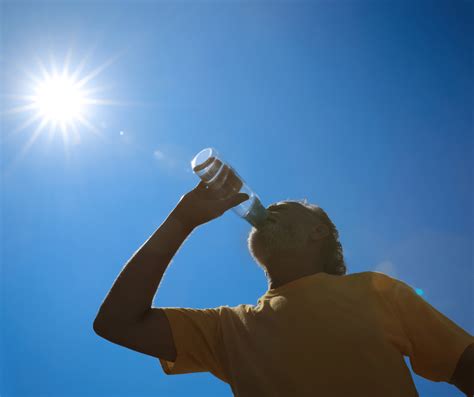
[346,271,401,292]
[347,270,397,281]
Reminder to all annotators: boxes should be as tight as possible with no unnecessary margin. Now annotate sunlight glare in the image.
[3,50,124,173]
[34,74,86,122]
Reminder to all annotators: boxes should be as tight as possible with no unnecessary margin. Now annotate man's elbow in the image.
[93,307,121,337]
[93,315,134,341]
[93,317,108,337]
[93,315,117,339]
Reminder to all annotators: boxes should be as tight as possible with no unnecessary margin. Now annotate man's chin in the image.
[250,243,280,263]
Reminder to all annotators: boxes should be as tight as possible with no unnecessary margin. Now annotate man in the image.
[94,181,473,396]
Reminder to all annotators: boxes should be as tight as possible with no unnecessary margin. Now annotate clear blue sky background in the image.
[1,1,472,396]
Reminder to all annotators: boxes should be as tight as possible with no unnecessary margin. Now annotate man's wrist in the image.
[169,206,197,233]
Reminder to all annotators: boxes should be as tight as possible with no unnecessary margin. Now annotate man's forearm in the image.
[94,207,194,328]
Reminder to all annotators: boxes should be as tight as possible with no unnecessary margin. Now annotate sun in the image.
[2,50,125,172]
[33,74,86,123]
[5,51,121,157]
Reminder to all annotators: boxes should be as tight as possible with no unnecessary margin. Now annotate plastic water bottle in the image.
[191,147,269,228]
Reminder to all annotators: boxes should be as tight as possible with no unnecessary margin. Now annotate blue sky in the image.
[1,1,472,396]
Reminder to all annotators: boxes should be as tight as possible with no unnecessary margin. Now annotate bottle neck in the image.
[244,197,268,228]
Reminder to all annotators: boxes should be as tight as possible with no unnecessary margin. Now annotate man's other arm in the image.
[93,181,248,360]
[93,211,194,339]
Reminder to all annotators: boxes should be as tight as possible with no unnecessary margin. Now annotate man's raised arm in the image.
[93,180,249,334]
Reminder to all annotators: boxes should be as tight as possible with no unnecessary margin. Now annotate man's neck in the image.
[268,268,324,290]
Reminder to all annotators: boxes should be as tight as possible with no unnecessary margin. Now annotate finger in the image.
[218,167,243,199]
[195,180,208,190]
[224,193,250,209]
[207,165,230,199]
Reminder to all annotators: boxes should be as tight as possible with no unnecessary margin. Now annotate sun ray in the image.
[3,103,38,115]
[75,52,122,89]
[59,120,71,161]
[70,47,95,82]
[5,117,49,175]
[82,98,127,106]
[46,120,56,145]
[31,117,50,141]
[70,121,81,145]
[10,112,44,135]
[6,94,37,102]
[48,51,59,77]
[81,84,114,97]
[63,48,73,77]
[35,58,50,81]
[76,114,103,138]
[22,66,44,86]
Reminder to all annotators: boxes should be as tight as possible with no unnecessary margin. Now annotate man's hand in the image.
[171,180,249,229]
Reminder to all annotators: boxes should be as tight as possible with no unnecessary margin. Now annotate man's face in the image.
[247,202,315,265]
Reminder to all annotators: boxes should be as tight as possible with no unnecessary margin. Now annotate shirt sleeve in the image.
[391,279,474,382]
[157,306,229,383]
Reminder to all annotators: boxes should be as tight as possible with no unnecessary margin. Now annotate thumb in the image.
[227,193,250,208]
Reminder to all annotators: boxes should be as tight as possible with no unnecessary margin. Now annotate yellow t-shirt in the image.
[158,271,473,396]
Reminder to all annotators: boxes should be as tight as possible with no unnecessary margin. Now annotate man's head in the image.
[247,200,346,282]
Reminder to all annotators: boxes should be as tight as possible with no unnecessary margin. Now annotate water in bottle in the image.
[191,147,269,228]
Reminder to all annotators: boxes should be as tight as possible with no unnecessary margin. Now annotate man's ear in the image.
[310,224,329,241]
